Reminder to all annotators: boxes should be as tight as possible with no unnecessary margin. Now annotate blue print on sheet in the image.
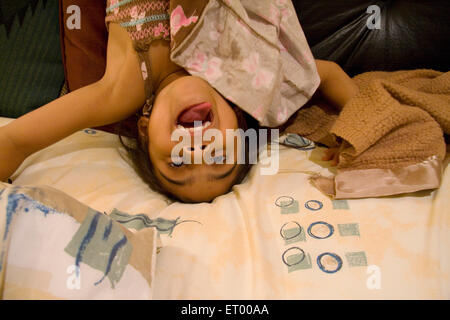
[275,196,299,215]
[0,190,59,272]
[64,209,132,289]
[282,247,313,272]
[281,134,315,150]
[280,221,306,245]
[109,208,201,236]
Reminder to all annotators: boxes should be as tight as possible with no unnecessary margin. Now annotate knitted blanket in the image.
[282,69,450,198]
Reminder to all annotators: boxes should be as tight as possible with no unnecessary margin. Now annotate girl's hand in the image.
[322,140,348,167]
[322,147,341,166]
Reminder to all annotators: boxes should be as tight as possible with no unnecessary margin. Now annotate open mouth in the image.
[176,102,214,133]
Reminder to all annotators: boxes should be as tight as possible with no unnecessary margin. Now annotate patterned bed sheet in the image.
[1,117,449,299]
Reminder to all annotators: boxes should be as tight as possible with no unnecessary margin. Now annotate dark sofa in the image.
[1,0,449,119]
[293,0,450,76]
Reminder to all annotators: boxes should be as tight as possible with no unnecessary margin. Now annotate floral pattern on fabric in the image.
[170,5,198,37]
[106,0,171,44]
[170,0,320,126]
[242,53,275,90]
[186,50,223,84]
[106,0,320,127]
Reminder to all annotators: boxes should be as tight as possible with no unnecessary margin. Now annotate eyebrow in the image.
[158,164,237,186]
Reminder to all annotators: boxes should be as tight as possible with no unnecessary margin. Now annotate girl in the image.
[0,0,358,203]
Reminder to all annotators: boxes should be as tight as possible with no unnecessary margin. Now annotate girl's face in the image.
[143,72,242,203]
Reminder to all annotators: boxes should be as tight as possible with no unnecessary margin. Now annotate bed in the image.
[1,0,449,299]
[1,116,449,299]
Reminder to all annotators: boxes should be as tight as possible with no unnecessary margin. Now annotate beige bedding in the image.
[283,69,450,199]
[1,117,449,299]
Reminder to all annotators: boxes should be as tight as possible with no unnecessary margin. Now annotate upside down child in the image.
[0,0,360,203]
[4,1,447,203]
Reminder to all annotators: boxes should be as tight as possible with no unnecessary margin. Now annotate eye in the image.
[213,155,226,164]
[169,157,184,168]
[169,161,184,168]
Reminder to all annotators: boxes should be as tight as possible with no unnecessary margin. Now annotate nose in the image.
[184,144,207,152]
[182,139,229,165]
[182,144,209,164]
[183,143,208,155]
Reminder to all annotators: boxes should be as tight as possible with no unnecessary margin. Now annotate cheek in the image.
[148,111,174,154]
[221,107,238,132]
[148,104,172,133]
[215,99,238,130]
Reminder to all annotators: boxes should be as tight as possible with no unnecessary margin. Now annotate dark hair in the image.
[117,104,260,203]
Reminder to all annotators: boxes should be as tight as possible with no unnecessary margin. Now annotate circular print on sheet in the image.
[317,252,343,274]
[307,221,334,239]
[305,200,323,211]
[275,196,295,207]
[282,247,306,267]
[280,221,302,240]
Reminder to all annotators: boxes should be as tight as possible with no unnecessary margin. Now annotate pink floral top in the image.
[105,0,320,127]
[105,0,171,45]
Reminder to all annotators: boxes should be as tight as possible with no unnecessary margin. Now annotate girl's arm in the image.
[315,60,359,166]
[0,23,146,181]
[315,59,359,111]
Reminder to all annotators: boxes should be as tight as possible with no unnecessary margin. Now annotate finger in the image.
[322,148,335,161]
[330,151,340,166]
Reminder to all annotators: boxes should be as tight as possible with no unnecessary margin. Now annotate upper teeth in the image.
[177,121,211,133]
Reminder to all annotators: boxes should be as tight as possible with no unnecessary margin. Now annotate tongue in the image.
[178,103,211,123]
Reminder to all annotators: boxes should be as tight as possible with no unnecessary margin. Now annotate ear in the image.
[137,116,149,145]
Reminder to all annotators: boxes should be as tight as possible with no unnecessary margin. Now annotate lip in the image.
[174,102,216,136]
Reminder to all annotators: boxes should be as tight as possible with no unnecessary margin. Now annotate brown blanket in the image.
[282,69,450,198]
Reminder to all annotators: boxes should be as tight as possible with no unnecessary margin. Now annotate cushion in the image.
[0,182,158,299]
[0,0,65,118]
[59,0,137,136]
[59,0,107,92]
